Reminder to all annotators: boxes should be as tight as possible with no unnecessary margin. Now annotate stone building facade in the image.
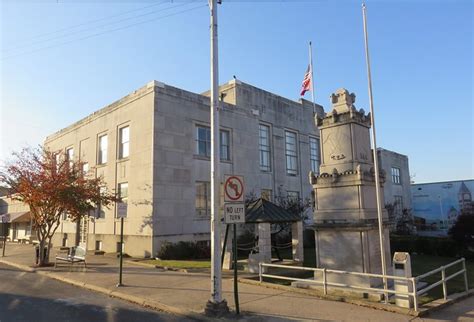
[377,148,412,226]
[44,79,324,257]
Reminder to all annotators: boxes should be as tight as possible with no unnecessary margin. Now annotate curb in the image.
[0,258,36,272]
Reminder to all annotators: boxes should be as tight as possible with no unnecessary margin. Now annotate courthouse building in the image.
[377,148,412,224]
[43,79,324,257]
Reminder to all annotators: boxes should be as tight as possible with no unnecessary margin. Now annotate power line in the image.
[4,1,169,47]
[1,4,207,61]
[3,1,189,53]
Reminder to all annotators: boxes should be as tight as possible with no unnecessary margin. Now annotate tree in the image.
[449,204,474,248]
[1,147,118,266]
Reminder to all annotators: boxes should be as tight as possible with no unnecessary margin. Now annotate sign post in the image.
[1,215,7,257]
[223,175,245,315]
[117,203,127,287]
[233,223,240,314]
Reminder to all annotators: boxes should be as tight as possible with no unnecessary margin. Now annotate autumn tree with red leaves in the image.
[1,147,118,266]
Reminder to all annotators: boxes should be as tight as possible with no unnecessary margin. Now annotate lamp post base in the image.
[204,299,229,317]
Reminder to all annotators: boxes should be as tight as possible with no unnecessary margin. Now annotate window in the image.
[394,195,403,217]
[117,182,128,218]
[309,137,321,174]
[195,181,210,217]
[259,124,271,172]
[391,167,401,184]
[261,189,272,201]
[118,182,128,202]
[119,126,130,159]
[82,163,89,175]
[96,186,106,219]
[196,126,211,157]
[287,191,300,203]
[98,134,108,164]
[285,131,298,175]
[66,147,74,168]
[55,153,61,171]
[220,130,230,161]
[196,125,230,161]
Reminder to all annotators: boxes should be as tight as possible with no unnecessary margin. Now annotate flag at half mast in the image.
[300,64,312,96]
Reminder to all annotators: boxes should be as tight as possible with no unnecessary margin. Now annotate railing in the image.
[258,258,469,311]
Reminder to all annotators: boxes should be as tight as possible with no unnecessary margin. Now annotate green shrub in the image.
[390,235,470,259]
[157,241,210,260]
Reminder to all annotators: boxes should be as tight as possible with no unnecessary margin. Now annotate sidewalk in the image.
[0,243,471,321]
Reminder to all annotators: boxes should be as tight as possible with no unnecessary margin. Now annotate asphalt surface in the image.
[0,263,189,322]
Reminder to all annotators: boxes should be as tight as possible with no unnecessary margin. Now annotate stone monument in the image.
[309,88,391,287]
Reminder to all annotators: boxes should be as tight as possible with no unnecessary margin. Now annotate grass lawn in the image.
[410,254,473,303]
[141,259,211,269]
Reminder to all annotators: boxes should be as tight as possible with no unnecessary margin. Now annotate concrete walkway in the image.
[1,243,472,321]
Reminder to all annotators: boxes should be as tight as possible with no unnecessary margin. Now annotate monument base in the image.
[314,223,392,288]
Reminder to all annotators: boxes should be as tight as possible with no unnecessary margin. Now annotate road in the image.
[0,263,189,322]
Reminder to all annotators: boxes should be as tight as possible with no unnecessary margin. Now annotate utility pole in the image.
[362,3,388,303]
[205,0,229,316]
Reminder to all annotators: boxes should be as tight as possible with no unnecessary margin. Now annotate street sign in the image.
[224,203,245,224]
[224,175,244,202]
[117,202,127,218]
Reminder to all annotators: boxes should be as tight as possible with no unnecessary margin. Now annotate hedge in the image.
[390,235,473,260]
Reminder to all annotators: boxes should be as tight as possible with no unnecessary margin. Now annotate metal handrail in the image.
[258,257,469,312]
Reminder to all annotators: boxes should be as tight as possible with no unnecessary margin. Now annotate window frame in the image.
[391,167,401,184]
[97,134,108,165]
[309,136,321,174]
[118,126,130,159]
[219,129,231,161]
[195,181,211,217]
[259,124,272,172]
[285,130,298,176]
[66,147,74,169]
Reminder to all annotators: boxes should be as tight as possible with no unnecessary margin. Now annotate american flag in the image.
[300,64,312,96]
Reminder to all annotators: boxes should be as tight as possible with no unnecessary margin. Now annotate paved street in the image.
[1,244,473,321]
[0,263,187,322]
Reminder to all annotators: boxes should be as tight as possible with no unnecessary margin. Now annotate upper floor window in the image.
[391,167,401,184]
[196,125,231,161]
[309,137,320,174]
[98,134,108,164]
[285,131,298,175]
[220,130,230,161]
[119,126,130,159]
[196,126,211,157]
[82,163,89,175]
[259,124,271,172]
[66,147,74,168]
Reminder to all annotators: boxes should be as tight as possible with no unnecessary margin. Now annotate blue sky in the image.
[1,0,472,183]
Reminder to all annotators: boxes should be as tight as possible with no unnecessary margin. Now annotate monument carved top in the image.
[316,88,371,128]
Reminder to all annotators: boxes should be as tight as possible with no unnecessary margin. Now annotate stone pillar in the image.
[258,222,271,263]
[291,221,304,262]
[310,88,392,288]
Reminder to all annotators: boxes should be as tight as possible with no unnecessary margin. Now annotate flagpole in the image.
[362,3,388,303]
[309,41,316,115]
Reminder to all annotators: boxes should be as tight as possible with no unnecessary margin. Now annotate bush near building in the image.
[156,241,210,260]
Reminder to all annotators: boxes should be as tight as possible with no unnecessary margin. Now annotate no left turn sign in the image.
[224,175,244,202]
